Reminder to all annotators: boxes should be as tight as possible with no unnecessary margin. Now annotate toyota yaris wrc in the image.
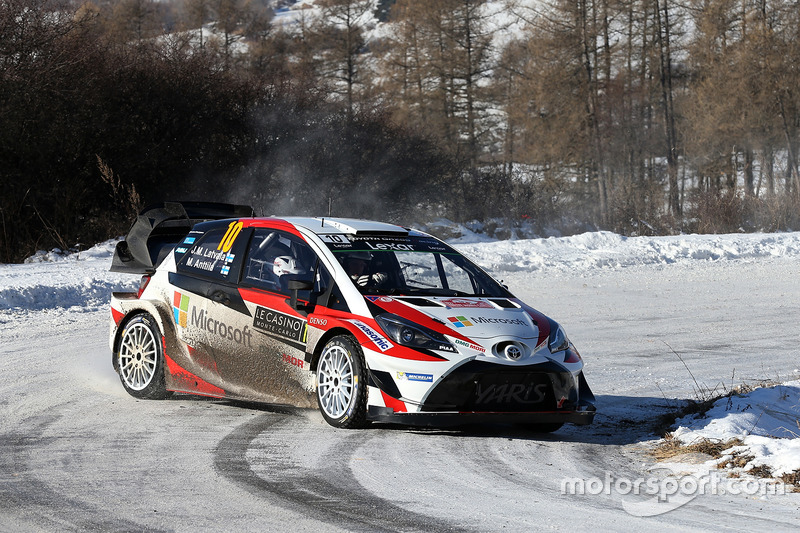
[109,202,595,430]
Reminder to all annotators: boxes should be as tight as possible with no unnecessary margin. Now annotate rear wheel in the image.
[316,336,368,429]
[116,313,170,400]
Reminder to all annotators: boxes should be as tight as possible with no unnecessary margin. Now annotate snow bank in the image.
[0,239,137,312]
[671,381,800,477]
[457,231,800,273]
[3,230,799,310]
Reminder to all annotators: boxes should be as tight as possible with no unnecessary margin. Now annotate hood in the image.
[365,296,546,342]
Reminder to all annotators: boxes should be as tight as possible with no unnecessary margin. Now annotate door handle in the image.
[210,290,231,306]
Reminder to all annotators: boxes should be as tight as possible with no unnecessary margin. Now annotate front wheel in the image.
[315,336,368,429]
[116,313,171,400]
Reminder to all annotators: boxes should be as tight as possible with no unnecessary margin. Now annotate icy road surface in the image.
[1,233,799,531]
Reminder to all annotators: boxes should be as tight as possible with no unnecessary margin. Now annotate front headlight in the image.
[375,314,457,353]
[548,322,570,353]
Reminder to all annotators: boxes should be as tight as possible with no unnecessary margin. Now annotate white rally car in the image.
[109,202,595,430]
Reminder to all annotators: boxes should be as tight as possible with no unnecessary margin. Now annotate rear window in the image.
[176,221,251,282]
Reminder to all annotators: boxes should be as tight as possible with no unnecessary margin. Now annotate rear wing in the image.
[110,201,255,274]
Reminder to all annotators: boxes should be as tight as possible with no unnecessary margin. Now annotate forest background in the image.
[2,0,799,263]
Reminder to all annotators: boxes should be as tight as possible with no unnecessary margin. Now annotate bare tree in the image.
[314,0,373,119]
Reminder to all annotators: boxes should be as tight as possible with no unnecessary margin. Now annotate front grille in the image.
[421,361,575,412]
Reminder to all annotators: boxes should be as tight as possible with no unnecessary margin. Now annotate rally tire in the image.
[316,335,368,429]
[116,313,171,400]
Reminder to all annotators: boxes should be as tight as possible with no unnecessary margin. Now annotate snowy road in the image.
[1,241,799,531]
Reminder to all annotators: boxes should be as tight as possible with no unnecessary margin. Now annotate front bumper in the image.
[367,360,596,427]
[367,405,596,427]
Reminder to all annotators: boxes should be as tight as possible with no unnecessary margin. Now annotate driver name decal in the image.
[253,307,307,343]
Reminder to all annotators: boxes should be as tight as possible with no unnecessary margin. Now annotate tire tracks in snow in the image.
[0,412,167,533]
[213,414,465,532]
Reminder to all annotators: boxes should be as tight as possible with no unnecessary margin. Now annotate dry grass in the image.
[652,436,800,490]
[717,452,753,470]
[779,471,800,492]
[748,463,774,478]
[651,434,743,461]
[652,374,800,491]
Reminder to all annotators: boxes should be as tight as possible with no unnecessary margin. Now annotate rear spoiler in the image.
[110,201,255,274]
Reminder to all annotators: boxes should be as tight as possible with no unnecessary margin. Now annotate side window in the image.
[442,254,476,294]
[243,229,317,294]
[177,221,250,283]
[396,251,442,290]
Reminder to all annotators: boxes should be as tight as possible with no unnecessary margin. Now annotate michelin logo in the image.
[350,320,393,352]
[397,372,433,383]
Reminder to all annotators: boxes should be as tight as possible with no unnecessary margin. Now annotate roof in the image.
[278,217,410,236]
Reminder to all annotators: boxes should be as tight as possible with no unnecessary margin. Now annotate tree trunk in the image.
[655,0,680,216]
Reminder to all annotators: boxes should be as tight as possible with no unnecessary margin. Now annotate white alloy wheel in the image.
[116,313,170,400]
[119,321,159,390]
[316,336,367,428]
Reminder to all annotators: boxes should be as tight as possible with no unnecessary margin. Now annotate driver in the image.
[272,255,304,291]
[273,255,302,277]
[343,251,387,288]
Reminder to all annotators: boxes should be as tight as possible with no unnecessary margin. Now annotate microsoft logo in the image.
[173,292,190,327]
[447,316,473,328]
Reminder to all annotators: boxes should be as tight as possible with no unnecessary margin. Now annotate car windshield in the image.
[322,234,510,297]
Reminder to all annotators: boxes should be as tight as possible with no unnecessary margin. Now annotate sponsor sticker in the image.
[350,320,393,352]
[282,353,305,369]
[448,315,528,328]
[176,247,188,254]
[397,372,433,383]
[253,307,308,343]
[191,307,253,347]
[441,298,493,309]
[309,316,328,327]
[471,316,528,326]
[365,296,393,303]
[364,241,416,252]
[173,292,190,327]
[453,337,486,353]
[183,236,196,244]
[447,316,473,328]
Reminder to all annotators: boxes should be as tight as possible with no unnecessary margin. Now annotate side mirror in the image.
[287,278,314,315]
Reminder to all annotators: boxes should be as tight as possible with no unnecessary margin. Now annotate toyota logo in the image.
[504,344,522,360]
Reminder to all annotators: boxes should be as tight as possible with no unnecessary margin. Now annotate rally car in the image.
[109,202,595,430]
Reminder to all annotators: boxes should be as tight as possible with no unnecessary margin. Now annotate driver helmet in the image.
[273,256,301,276]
